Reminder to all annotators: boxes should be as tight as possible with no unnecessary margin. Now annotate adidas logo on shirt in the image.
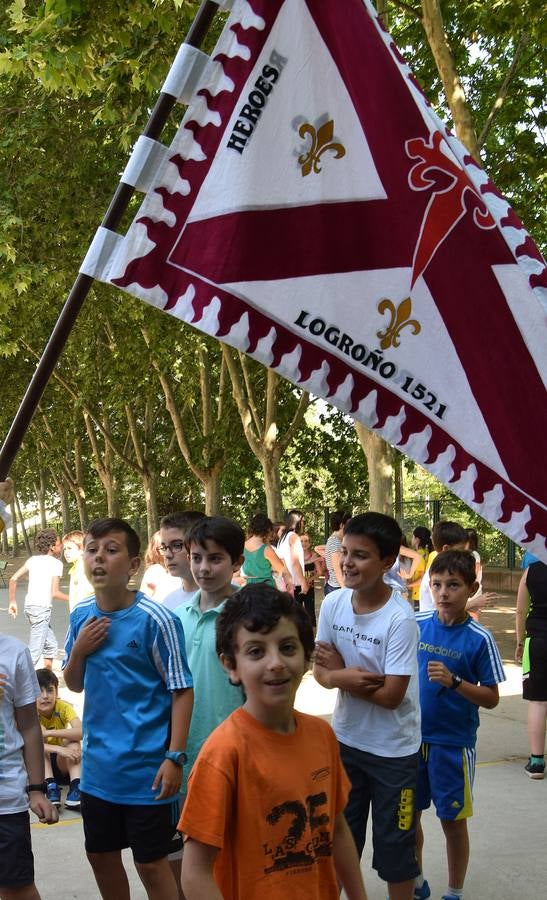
[127,640,139,649]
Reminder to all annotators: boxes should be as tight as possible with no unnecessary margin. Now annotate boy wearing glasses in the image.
[159,511,206,611]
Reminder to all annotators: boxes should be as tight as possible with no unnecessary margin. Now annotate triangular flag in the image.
[88,0,547,558]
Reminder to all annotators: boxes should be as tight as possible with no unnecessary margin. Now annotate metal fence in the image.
[297,499,519,569]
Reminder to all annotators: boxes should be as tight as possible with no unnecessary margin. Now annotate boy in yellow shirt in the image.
[36,668,82,810]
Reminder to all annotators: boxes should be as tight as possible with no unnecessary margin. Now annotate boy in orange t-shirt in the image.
[179,584,367,900]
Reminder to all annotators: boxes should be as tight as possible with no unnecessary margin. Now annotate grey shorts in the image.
[339,742,420,883]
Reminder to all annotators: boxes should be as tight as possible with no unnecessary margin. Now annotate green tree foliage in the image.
[0,0,543,550]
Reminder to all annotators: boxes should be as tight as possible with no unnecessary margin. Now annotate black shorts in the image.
[0,812,34,889]
[81,792,182,863]
[50,752,70,785]
[523,635,547,701]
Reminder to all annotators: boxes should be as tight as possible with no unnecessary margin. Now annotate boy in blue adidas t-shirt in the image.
[63,518,194,900]
[415,550,505,900]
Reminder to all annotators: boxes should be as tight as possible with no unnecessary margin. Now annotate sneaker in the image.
[524,758,545,779]
[65,784,81,809]
[414,881,431,899]
[46,781,61,807]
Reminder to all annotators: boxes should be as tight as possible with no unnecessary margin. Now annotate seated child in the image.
[415,550,505,900]
[179,584,368,900]
[36,668,82,810]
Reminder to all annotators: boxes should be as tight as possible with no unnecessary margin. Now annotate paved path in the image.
[1,579,543,899]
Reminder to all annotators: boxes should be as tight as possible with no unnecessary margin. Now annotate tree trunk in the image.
[393,450,403,520]
[15,493,32,555]
[142,472,159,539]
[354,423,393,514]
[51,473,71,534]
[262,455,284,521]
[202,470,222,516]
[35,469,48,529]
[421,0,481,161]
[74,438,88,528]
[9,498,18,556]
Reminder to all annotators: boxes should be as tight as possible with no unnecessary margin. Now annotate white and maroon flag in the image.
[82,0,547,557]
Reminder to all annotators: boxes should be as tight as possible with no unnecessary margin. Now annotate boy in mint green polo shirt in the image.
[173,516,245,791]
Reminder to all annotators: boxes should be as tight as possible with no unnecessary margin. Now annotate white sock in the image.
[446,888,464,899]
[415,874,425,888]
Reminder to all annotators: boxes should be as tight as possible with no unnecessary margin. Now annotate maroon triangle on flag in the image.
[85,0,547,559]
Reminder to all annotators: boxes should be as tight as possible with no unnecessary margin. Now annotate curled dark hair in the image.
[34,529,59,555]
[248,513,273,540]
[429,550,477,586]
[216,584,315,668]
[85,518,140,558]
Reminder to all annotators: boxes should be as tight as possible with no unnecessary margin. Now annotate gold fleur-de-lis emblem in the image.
[376,297,421,350]
[298,120,346,177]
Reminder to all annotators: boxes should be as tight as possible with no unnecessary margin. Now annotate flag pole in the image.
[0,0,219,480]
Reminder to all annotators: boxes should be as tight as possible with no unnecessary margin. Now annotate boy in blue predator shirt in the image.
[179,584,367,900]
[314,512,421,900]
[63,518,193,900]
[415,550,505,900]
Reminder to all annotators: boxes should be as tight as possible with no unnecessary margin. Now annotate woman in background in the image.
[140,530,180,601]
[243,513,292,590]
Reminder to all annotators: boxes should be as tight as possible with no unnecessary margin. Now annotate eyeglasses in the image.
[159,541,186,555]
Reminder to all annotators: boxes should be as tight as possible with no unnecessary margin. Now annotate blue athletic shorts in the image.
[417,742,475,820]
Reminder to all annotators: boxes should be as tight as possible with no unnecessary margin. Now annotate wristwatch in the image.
[450,674,463,690]
[165,750,188,766]
[27,782,48,794]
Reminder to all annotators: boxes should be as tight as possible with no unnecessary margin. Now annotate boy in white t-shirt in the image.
[9,529,68,667]
[314,512,421,900]
[1,633,58,899]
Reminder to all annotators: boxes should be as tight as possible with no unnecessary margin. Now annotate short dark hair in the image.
[160,510,206,537]
[344,512,402,559]
[248,513,273,539]
[465,528,479,552]
[34,529,58,555]
[429,550,477,586]
[431,520,467,552]
[85,518,140,558]
[36,668,59,690]
[187,516,244,563]
[330,510,351,533]
[216,584,315,668]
